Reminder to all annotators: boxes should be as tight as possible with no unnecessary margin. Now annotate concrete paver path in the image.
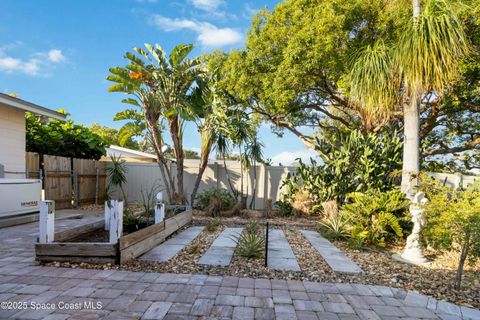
[267,229,301,272]
[301,230,363,274]
[141,226,205,262]
[198,227,242,267]
[0,215,478,319]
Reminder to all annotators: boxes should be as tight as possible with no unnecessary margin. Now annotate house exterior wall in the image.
[0,104,26,178]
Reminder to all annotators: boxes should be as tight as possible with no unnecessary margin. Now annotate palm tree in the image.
[350,0,470,197]
[108,43,201,204]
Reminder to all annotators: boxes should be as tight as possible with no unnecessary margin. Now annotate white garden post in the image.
[104,200,112,231]
[109,200,124,244]
[39,200,55,243]
[155,192,165,224]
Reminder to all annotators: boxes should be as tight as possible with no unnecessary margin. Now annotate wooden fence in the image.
[26,152,106,209]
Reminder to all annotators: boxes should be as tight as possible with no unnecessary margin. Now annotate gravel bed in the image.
[44,216,479,309]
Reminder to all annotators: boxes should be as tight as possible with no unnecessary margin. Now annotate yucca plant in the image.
[206,217,222,232]
[106,154,128,205]
[235,232,265,259]
[245,221,261,235]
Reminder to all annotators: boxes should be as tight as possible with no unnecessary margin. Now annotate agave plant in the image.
[235,232,265,259]
[318,214,351,240]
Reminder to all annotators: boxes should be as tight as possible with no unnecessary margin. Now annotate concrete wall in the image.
[0,104,25,178]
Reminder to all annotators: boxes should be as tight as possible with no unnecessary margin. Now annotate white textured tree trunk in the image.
[401,99,421,197]
[401,0,422,197]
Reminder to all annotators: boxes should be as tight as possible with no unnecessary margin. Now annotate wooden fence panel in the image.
[73,159,106,205]
[44,155,72,209]
[25,152,40,179]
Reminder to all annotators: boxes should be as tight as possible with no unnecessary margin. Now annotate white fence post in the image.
[109,200,123,244]
[39,200,55,243]
[155,192,165,224]
[104,201,111,231]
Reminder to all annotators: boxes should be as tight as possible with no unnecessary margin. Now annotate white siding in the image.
[0,104,25,178]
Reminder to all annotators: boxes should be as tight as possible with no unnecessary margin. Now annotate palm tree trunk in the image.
[249,161,257,209]
[190,129,214,205]
[146,116,175,203]
[223,155,236,196]
[169,117,185,204]
[401,0,422,197]
[401,99,421,197]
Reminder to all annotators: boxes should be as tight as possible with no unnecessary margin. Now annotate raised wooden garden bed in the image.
[35,210,192,264]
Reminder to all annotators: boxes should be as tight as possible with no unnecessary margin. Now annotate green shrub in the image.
[206,217,222,232]
[274,200,294,217]
[341,190,409,248]
[195,188,235,211]
[245,221,262,235]
[235,232,265,259]
[421,178,480,289]
[318,214,351,240]
[281,129,402,214]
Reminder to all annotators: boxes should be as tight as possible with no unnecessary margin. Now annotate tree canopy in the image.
[221,0,479,173]
[90,123,139,150]
[26,112,108,160]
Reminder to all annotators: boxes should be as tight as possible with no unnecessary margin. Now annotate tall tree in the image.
[221,0,478,177]
[108,43,200,204]
[350,0,470,195]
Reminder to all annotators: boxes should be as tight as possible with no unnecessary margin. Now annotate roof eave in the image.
[0,94,66,120]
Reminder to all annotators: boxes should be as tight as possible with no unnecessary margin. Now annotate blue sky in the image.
[0,0,317,165]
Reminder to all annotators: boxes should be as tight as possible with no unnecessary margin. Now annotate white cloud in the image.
[271,149,319,166]
[150,14,243,47]
[0,47,65,76]
[47,49,66,63]
[191,0,224,11]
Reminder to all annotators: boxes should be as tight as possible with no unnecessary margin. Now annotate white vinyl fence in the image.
[107,161,296,210]
[106,160,479,209]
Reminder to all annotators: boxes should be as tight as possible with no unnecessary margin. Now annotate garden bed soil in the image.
[45,214,480,309]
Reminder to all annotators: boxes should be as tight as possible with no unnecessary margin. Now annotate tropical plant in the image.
[235,231,265,259]
[318,214,351,241]
[26,112,108,160]
[281,129,402,213]
[108,43,201,204]
[421,178,480,289]
[349,0,471,195]
[341,190,409,248]
[106,155,128,205]
[195,188,236,211]
[206,216,222,232]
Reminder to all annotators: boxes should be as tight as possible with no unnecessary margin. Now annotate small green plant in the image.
[318,214,351,240]
[206,217,222,232]
[245,221,261,235]
[235,232,265,259]
[138,184,162,219]
[421,178,480,289]
[123,207,144,225]
[274,200,294,217]
[195,188,235,211]
[341,190,409,248]
[186,244,201,255]
[106,155,128,205]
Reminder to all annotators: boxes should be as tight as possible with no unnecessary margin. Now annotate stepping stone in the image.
[267,229,301,272]
[140,226,205,262]
[198,228,243,266]
[301,230,362,274]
